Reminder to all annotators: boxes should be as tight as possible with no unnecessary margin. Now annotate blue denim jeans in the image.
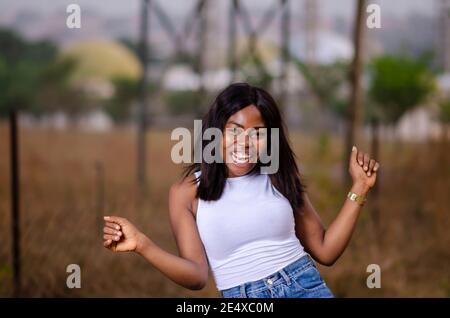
[220,254,334,298]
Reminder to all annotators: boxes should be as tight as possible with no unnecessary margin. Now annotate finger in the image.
[350,146,357,164]
[103,239,112,247]
[105,222,121,231]
[363,153,370,171]
[104,216,126,226]
[357,149,364,166]
[103,227,115,235]
[106,221,121,230]
[373,161,380,172]
[104,234,121,241]
[367,159,376,176]
[103,227,122,236]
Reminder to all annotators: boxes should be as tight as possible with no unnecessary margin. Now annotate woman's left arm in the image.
[294,146,380,266]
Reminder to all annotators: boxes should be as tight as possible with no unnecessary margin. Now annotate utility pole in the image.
[345,0,366,186]
[279,0,290,111]
[196,0,207,116]
[228,0,237,83]
[137,0,150,194]
[304,0,318,64]
[438,0,450,72]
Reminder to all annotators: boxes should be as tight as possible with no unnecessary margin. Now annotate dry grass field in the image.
[0,122,449,297]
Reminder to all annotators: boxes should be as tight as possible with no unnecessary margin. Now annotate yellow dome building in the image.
[62,40,142,83]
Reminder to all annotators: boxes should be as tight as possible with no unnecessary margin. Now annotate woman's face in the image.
[222,105,267,177]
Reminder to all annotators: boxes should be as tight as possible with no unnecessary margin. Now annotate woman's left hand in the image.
[349,146,380,191]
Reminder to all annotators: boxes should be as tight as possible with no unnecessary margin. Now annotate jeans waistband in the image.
[220,253,315,298]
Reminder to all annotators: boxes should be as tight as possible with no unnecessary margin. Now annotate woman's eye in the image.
[230,127,242,135]
[250,130,266,139]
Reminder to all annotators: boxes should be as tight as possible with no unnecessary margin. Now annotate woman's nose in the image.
[235,130,252,145]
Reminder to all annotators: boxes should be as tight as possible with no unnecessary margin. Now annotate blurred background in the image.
[0,0,449,297]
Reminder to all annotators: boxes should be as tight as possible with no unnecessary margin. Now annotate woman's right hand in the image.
[103,216,144,252]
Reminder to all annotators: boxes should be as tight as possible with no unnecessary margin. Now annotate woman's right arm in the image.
[103,176,209,290]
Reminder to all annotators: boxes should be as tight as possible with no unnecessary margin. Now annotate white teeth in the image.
[231,151,253,164]
[233,152,248,159]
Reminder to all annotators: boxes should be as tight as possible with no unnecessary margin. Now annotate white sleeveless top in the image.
[194,170,306,290]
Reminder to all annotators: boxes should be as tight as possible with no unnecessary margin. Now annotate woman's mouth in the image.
[230,150,257,165]
[231,151,249,164]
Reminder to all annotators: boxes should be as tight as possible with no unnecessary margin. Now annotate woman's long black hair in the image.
[183,82,306,211]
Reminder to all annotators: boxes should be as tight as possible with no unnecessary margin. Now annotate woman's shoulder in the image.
[169,172,199,202]
[169,172,200,218]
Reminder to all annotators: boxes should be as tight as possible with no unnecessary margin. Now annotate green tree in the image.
[294,59,349,117]
[293,58,350,159]
[0,27,57,116]
[367,54,436,157]
[438,99,450,140]
[164,89,204,117]
[36,57,89,119]
[367,53,436,233]
[104,77,140,124]
[0,28,84,119]
[368,54,436,124]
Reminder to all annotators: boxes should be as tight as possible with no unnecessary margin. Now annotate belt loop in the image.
[279,268,291,285]
[240,284,247,298]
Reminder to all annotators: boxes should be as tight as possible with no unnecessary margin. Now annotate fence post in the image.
[95,161,105,233]
[9,108,21,297]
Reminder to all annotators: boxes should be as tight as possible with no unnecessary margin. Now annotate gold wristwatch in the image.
[347,191,367,206]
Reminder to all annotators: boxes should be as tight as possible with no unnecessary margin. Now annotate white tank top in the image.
[194,170,306,290]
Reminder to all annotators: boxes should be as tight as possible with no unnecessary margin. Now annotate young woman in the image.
[102,83,380,298]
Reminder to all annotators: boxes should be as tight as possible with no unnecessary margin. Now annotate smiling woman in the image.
[222,106,268,172]
[184,83,300,204]
[102,82,380,298]
[170,119,278,172]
